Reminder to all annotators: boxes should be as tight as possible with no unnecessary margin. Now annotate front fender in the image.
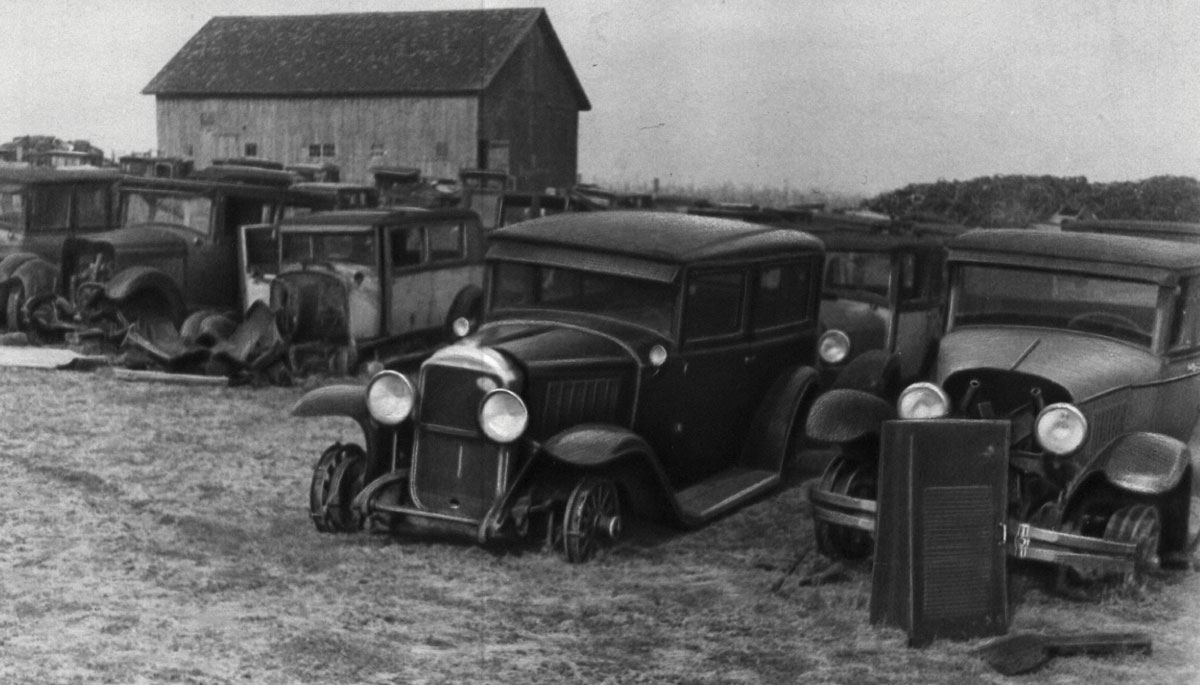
[806,388,896,444]
[291,384,370,427]
[829,349,903,399]
[104,266,186,325]
[9,257,58,300]
[1087,431,1190,496]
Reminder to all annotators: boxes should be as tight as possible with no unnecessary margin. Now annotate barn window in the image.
[200,112,216,128]
[322,143,336,157]
[244,143,258,157]
[435,142,449,160]
[308,145,321,158]
[370,143,385,157]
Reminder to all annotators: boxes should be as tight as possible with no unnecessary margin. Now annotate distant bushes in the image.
[866,174,1200,227]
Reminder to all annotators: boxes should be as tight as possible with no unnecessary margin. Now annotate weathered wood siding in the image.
[480,23,580,191]
[155,96,479,183]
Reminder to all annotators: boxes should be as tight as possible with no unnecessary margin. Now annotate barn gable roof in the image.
[142,8,590,110]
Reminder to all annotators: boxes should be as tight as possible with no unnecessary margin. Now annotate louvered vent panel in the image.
[538,377,621,434]
[920,485,995,619]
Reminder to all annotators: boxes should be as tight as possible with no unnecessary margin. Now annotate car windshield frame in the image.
[949,262,1164,348]
[121,189,214,237]
[280,226,379,270]
[823,249,893,306]
[489,260,677,337]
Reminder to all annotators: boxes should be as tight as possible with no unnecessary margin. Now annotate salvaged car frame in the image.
[0,167,120,332]
[256,208,486,372]
[808,229,1200,580]
[293,211,825,561]
[54,174,318,327]
[805,213,965,391]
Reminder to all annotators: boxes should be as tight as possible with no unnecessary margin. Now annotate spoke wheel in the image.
[1104,504,1161,583]
[309,443,367,533]
[561,477,622,563]
[813,455,877,560]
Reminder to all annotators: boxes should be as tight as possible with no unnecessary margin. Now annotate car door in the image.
[237,222,276,311]
[1158,279,1200,441]
[670,267,751,482]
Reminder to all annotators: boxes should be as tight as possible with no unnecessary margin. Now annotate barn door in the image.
[870,419,1010,646]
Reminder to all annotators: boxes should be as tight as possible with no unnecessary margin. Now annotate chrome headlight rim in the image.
[365,370,417,426]
[818,329,851,365]
[477,388,529,444]
[1035,402,1088,456]
[896,381,951,420]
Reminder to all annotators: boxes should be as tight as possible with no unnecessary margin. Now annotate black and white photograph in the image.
[2,1,1198,682]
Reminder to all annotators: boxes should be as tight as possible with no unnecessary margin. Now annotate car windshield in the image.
[491,261,676,336]
[953,264,1160,346]
[122,190,213,236]
[281,229,377,268]
[824,250,891,301]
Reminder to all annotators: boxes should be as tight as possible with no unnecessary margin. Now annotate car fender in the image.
[1084,431,1190,496]
[103,266,187,325]
[740,365,820,472]
[539,424,677,521]
[0,253,39,282]
[291,384,370,427]
[5,256,57,301]
[806,388,897,444]
[829,349,903,399]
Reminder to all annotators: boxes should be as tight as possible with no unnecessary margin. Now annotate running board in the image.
[675,467,780,526]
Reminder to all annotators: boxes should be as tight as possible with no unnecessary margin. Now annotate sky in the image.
[3,0,1198,195]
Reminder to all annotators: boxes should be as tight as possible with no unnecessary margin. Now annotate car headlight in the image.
[897,382,950,419]
[478,389,528,443]
[451,316,473,338]
[365,371,416,426]
[1035,403,1087,455]
[818,330,851,364]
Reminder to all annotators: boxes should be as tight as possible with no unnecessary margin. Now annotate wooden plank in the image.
[111,368,228,387]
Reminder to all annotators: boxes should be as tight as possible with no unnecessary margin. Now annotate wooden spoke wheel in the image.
[309,443,367,533]
[561,477,622,563]
[5,282,26,333]
[814,455,877,560]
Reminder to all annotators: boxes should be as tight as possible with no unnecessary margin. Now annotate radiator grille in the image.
[419,365,500,431]
[920,485,995,619]
[412,429,502,519]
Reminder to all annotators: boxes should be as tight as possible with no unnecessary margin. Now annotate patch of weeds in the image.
[99,614,140,634]
[23,463,122,499]
[161,514,251,556]
[274,630,405,682]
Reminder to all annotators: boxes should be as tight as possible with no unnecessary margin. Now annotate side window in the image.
[1172,279,1200,352]
[427,223,464,262]
[753,261,813,331]
[29,187,71,231]
[390,227,423,269]
[683,270,746,341]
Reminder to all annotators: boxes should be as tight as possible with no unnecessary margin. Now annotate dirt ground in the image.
[0,364,1198,684]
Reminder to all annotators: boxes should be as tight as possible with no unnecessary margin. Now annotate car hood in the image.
[67,225,189,258]
[936,327,1162,402]
[820,299,888,355]
[473,319,642,372]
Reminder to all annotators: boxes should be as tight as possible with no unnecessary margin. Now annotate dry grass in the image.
[0,365,1198,684]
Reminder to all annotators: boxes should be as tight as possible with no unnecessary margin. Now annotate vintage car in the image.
[118,155,194,179]
[0,167,120,332]
[806,213,965,390]
[294,211,825,561]
[807,229,1200,581]
[250,208,486,372]
[1062,219,1200,243]
[54,174,319,327]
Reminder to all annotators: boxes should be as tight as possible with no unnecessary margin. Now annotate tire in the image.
[309,443,367,533]
[5,282,25,333]
[561,476,622,563]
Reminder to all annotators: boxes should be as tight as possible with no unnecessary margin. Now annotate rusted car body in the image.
[290,182,379,211]
[294,211,825,561]
[56,174,316,326]
[805,213,965,391]
[262,208,486,371]
[808,229,1200,581]
[0,167,120,332]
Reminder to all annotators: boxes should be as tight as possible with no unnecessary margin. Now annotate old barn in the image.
[142,8,590,189]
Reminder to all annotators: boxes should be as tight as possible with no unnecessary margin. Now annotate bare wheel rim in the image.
[1104,504,1161,579]
[308,443,366,533]
[562,477,620,563]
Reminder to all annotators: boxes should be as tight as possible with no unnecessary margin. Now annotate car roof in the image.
[492,210,822,262]
[291,182,376,192]
[1062,219,1200,242]
[0,167,121,184]
[950,229,1200,280]
[120,175,296,196]
[806,213,967,251]
[282,207,480,226]
[488,211,823,283]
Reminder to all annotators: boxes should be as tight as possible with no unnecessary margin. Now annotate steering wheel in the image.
[1066,311,1142,333]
